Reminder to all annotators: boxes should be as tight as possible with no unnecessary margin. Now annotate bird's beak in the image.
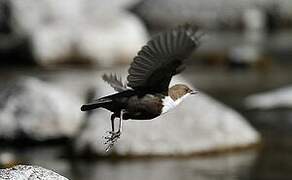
[190,90,199,95]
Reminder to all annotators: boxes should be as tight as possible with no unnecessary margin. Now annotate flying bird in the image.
[81,24,202,150]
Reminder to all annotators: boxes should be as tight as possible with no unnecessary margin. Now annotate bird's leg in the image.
[103,112,124,151]
[110,114,115,133]
[116,110,124,134]
[103,114,117,145]
[104,114,116,136]
[108,110,124,140]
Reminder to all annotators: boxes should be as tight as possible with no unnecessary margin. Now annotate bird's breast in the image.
[161,96,177,114]
[161,93,190,114]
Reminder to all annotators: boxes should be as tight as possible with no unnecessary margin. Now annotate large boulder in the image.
[0,77,83,141]
[10,0,148,66]
[75,75,260,156]
[0,165,68,180]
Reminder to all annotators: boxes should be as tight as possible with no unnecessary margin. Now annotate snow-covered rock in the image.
[0,77,83,140]
[75,74,260,156]
[0,165,68,180]
[245,86,292,109]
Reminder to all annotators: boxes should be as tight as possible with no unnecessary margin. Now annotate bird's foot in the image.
[103,131,121,152]
[105,131,121,141]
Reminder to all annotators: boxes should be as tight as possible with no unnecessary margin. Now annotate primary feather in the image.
[127,24,201,94]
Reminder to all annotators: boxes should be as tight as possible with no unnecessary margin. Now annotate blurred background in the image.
[1,0,292,179]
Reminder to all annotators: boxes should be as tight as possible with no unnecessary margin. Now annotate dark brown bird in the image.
[81,24,201,149]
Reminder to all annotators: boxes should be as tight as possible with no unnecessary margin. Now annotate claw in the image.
[102,131,121,149]
[103,111,124,152]
[105,131,115,135]
[105,142,114,152]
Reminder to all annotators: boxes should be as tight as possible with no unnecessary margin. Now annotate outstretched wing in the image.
[102,74,128,92]
[127,24,201,94]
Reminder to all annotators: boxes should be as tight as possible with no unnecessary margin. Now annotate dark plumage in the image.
[127,24,200,94]
[81,24,202,150]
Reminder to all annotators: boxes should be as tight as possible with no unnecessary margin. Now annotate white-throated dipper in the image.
[81,24,201,150]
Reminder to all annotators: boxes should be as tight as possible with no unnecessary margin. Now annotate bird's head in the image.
[168,84,198,101]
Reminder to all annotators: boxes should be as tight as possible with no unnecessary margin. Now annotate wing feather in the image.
[102,74,128,92]
[127,24,202,94]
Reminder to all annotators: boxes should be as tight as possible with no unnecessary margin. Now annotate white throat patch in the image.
[161,93,190,114]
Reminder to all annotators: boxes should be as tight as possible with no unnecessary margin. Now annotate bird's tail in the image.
[80,98,112,111]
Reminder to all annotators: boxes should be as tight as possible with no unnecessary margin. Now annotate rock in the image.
[243,8,266,32]
[88,0,143,10]
[132,0,292,30]
[75,74,260,156]
[245,86,292,109]
[0,77,83,141]
[227,33,264,68]
[0,165,68,180]
[78,11,148,67]
[10,0,148,66]
[30,24,76,65]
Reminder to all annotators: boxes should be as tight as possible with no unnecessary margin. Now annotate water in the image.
[71,151,257,180]
[0,146,257,180]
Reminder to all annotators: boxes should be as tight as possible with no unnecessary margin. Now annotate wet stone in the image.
[0,165,68,180]
[0,77,83,141]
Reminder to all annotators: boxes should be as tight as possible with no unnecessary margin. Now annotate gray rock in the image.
[133,0,292,29]
[245,86,292,109]
[0,165,68,180]
[0,77,83,140]
[10,0,148,66]
[77,11,148,67]
[75,74,260,156]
